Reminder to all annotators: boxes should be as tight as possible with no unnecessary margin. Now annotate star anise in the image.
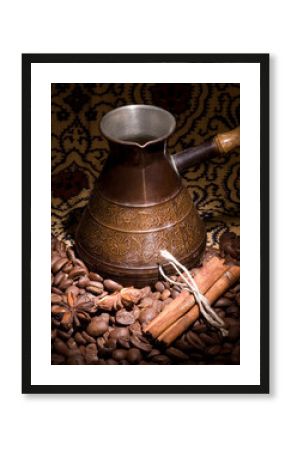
[51,291,95,328]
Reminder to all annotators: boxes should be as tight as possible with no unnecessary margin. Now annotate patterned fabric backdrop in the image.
[51,83,240,247]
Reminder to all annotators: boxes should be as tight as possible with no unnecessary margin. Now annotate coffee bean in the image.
[67,353,85,365]
[186,331,205,351]
[138,307,158,325]
[51,328,57,340]
[96,336,105,349]
[118,338,131,349]
[68,267,88,280]
[199,333,217,346]
[208,331,222,344]
[59,276,73,290]
[224,317,239,328]
[109,327,129,340]
[120,287,142,303]
[74,332,87,345]
[207,345,222,356]
[152,355,171,364]
[89,272,103,282]
[57,329,73,340]
[192,322,207,333]
[67,337,78,350]
[161,289,171,301]
[227,325,240,342]
[151,292,161,301]
[51,254,60,267]
[99,339,117,355]
[214,297,233,308]
[171,288,181,299]
[112,349,128,361]
[216,309,226,319]
[86,285,103,295]
[77,276,90,288]
[231,283,240,293]
[133,306,140,320]
[100,313,110,323]
[139,297,154,308]
[62,261,74,274]
[85,343,98,364]
[107,359,118,365]
[73,258,88,271]
[96,292,121,311]
[153,300,163,313]
[109,316,116,325]
[66,246,75,261]
[54,271,66,287]
[52,257,68,274]
[86,318,109,337]
[88,280,104,290]
[103,279,123,291]
[221,343,233,354]
[130,335,152,352]
[127,348,142,364]
[140,286,152,298]
[155,281,165,293]
[224,291,236,299]
[175,337,191,352]
[116,310,135,325]
[54,338,69,356]
[190,352,204,361]
[148,349,161,358]
[166,347,189,361]
[52,318,61,327]
[168,275,177,282]
[51,293,62,304]
[226,305,239,316]
[81,331,96,343]
[51,353,65,364]
[129,322,142,335]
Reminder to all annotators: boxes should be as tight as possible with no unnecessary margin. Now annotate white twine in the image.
[159,250,228,336]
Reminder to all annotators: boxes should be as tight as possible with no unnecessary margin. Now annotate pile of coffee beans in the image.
[51,236,240,365]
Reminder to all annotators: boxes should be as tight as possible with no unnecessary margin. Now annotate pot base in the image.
[76,234,206,287]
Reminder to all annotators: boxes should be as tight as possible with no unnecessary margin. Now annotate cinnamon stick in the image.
[144,256,228,339]
[144,291,194,338]
[157,265,240,346]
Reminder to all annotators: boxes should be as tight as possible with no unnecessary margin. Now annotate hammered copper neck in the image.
[97,135,182,207]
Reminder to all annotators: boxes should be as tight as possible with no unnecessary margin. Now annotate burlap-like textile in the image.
[51,83,240,247]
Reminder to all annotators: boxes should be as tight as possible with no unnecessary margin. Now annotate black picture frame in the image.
[22,53,269,394]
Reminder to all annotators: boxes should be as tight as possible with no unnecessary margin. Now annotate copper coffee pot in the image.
[76,105,240,286]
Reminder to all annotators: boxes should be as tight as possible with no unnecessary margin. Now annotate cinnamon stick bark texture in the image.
[143,291,194,338]
[144,257,228,339]
[157,265,240,346]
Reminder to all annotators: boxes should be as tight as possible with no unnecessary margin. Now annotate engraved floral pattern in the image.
[76,197,204,267]
[87,187,193,232]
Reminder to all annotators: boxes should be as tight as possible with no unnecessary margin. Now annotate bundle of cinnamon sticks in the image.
[144,257,240,346]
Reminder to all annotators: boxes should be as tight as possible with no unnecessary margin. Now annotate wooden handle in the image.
[214,127,240,154]
[172,126,240,173]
